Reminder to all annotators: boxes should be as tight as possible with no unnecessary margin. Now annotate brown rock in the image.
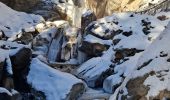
[124,74,150,100]
[85,0,143,18]
[79,41,109,57]
[66,83,85,100]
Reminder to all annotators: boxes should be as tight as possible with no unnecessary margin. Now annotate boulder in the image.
[10,48,32,93]
[76,48,114,87]
[79,41,109,57]
[79,34,111,57]
[85,21,120,40]
[27,58,85,100]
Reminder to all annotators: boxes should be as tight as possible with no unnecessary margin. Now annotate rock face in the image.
[0,0,40,12]
[85,0,163,18]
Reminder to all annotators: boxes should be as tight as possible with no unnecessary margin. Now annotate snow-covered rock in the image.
[0,88,21,100]
[76,12,170,92]
[27,58,85,100]
[76,47,114,87]
[103,74,123,93]
[79,34,111,57]
[0,2,44,40]
[111,21,170,100]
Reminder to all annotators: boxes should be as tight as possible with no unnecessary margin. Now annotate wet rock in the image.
[10,48,32,93]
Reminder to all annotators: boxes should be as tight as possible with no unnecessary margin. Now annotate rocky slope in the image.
[0,0,169,100]
[85,0,169,18]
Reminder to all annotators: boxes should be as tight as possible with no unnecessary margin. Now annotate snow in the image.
[103,74,123,93]
[50,20,69,28]
[129,22,170,98]
[82,9,93,17]
[0,2,44,39]
[84,34,112,45]
[27,58,83,100]
[0,87,12,96]
[0,0,169,99]
[114,52,143,77]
